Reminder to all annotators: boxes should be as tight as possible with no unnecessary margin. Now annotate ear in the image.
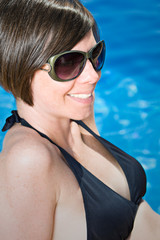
[40,63,51,72]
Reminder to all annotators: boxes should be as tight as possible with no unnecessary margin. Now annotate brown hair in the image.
[0,0,100,105]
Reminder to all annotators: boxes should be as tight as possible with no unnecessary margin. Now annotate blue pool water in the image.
[0,0,160,213]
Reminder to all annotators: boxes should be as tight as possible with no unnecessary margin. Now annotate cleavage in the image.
[72,133,131,201]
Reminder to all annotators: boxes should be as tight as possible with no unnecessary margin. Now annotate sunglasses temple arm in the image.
[40,63,51,72]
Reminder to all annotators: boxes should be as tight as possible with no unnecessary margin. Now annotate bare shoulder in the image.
[0,126,59,239]
[129,200,160,240]
[2,124,58,167]
[1,125,60,195]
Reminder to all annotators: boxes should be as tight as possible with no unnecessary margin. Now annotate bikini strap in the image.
[2,110,21,132]
[74,120,99,139]
[2,110,99,145]
[2,110,60,147]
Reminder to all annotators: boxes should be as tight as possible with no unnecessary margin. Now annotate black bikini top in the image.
[2,111,146,240]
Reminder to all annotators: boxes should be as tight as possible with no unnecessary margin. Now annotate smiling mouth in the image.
[68,93,92,99]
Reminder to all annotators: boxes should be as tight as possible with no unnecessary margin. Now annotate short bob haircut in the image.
[0,0,100,105]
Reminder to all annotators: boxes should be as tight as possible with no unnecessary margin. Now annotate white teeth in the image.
[69,93,92,99]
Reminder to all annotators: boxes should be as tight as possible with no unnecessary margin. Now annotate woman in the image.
[0,0,159,239]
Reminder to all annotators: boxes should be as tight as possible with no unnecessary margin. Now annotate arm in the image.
[0,139,58,240]
[129,200,160,240]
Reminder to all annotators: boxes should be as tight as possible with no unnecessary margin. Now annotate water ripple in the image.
[0,0,159,213]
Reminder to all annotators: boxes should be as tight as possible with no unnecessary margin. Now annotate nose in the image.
[76,59,101,84]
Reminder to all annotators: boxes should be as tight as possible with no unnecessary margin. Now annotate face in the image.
[31,30,101,121]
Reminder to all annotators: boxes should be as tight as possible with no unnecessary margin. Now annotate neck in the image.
[16,100,74,151]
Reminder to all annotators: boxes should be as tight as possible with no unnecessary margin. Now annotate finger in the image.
[70,121,86,158]
[70,121,82,143]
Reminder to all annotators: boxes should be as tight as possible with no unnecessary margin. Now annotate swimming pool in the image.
[0,0,160,213]
[82,0,160,213]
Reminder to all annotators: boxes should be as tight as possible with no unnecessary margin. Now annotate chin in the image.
[71,111,91,121]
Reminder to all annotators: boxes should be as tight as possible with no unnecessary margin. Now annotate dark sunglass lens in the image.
[92,42,105,71]
[55,52,84,80]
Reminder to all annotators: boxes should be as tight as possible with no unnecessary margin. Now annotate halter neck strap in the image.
[2,110,21,132]
[2,110,99,150]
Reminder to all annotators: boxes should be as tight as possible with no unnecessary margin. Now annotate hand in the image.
[69,121,86,159]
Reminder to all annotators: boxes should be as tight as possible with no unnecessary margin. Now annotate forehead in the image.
[71,30,96,52]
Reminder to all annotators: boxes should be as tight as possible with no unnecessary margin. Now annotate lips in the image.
[68,93,92,99]
[67,92,93,104]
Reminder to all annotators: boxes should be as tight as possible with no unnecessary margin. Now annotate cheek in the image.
[31,71,75,105]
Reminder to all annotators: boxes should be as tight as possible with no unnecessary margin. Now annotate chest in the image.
[52,139,133,240]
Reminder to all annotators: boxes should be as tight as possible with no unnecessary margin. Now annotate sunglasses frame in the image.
[42,40,105,82]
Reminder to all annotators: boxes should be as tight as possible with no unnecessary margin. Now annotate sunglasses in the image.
[41,40,106,82]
